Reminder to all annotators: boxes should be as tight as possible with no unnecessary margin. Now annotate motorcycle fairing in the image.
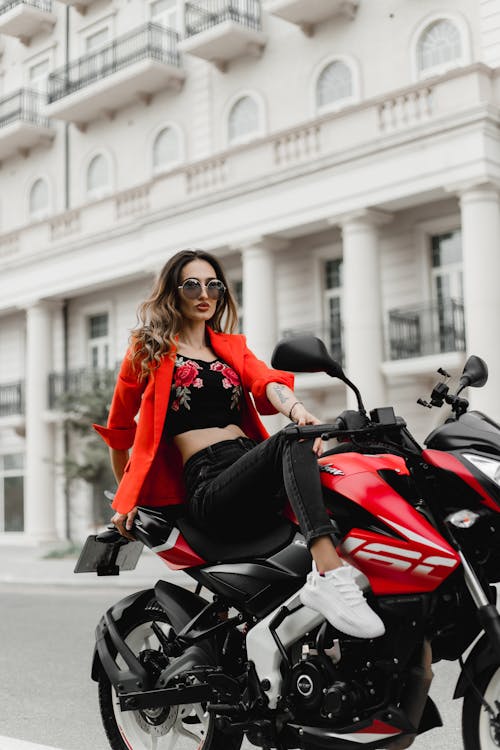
[340,529,459,595]
[422,448,500,511]
[317,453,459,595]
[150,527,206,570]
[284,710,414,749]
[425,410,500,454]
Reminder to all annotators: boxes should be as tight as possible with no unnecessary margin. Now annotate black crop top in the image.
[164,355,243,437]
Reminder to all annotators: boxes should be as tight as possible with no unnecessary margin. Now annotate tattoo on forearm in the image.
[273,384,290,405]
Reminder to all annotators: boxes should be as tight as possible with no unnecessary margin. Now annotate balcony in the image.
[180,1,266,70]
[0,89,55,162]
[0,381,24,417]
[267,0,358,35]
[281,322,343,365]
[55,0,98,13]
[48,367,117,410]
[0,0,56,44]
[388,299,465,361]
[45,23,185,127]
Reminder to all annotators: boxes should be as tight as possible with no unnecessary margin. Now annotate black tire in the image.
[463,665,500,750]
[98,597,243,750]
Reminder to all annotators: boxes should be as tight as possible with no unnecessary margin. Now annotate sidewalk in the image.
[0,738,64,750]
[0,541,191,589]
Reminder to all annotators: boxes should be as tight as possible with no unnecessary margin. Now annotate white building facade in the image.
[0,0,499,543]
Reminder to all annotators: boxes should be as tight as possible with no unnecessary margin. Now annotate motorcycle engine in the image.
[289,641,370,722]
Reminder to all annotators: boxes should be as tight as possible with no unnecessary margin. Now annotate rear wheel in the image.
[463,666,500,750]
[98,600,243,750]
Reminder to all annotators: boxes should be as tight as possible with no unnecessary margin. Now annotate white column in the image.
[340,210,390,411]
[241,238,283,363]
[459,183,500,416]
[25,301,57,543]
[240,238,287,433]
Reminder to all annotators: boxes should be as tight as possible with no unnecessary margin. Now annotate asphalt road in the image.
[0,584,463,750]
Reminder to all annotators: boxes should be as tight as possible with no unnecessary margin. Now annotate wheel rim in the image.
[478,667,500,749]
[112,621,212,750]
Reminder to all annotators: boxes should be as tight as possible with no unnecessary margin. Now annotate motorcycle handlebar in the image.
[283,419,403,441]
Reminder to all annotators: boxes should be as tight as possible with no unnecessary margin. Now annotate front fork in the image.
[460,550,500,662]
[454,550,500,740]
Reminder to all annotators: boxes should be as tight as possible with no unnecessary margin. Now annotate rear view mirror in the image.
[459,355,488,390]
[271,336,344,378]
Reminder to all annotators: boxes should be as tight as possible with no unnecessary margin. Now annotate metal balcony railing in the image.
[281,322,343,366]
[388,299,465,360]
[0,89,49,130]
[184,0,262,36]
[0,381,24,417]
[47,23,181,104]
[48,367,118,409]
[0,0,52,15]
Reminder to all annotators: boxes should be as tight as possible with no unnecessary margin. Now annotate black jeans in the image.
[184,431,334,546]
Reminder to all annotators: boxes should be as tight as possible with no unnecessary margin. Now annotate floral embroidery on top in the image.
[171,357,203,411]
[170,356,242,412]
[210,360,242,409]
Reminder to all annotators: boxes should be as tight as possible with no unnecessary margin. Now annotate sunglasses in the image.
[178,278,226,300]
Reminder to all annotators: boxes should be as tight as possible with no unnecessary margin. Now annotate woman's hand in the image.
[290,403,324,456]
[111,508,138,540]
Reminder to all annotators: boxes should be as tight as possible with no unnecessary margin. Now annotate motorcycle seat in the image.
[175,515,297,563]
[134,505,297,564]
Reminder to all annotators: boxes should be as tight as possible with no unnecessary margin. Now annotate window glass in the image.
[150,0,177,28]
[431,231,462,268]
[228,96,259,144]
[29,59,49,92]
[0,454,24,532]
[418,19,462,73]
[233,279,243,333]
[317,61,353,109]
[430,230,464,354]
[4,454,24,472]
[88,313,110,368]
[29,178,49,219]
[324,259,343,363]
[89,313,109,339]
[153,127,179,171]
[325,258,343,289]
[4,476,23,532]
[87,154,110,197]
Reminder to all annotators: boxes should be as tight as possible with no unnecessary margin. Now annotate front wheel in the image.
[98,599,243,750]
[463,666,500,749]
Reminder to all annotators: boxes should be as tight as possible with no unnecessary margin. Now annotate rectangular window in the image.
[430,230,464,353]
[0,454,24,532]
[324,258,343,363]
[28,58,50,93]
[233,279,243,334]
[88,312,110,369]
[150,0,177,28]
[85,27,110,52]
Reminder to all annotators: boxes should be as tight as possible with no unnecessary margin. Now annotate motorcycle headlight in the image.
[462,453,500,487]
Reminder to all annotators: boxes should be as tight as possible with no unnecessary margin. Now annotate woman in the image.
[94,249,384,639]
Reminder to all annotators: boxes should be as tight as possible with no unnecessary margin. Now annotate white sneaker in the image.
[299,563,385,639]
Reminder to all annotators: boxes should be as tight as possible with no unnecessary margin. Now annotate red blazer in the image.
[94,327,294,515]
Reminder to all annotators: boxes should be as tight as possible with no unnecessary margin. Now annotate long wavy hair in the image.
[131,249,239,379]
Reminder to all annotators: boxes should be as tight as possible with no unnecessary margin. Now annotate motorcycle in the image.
[76,335,500,750]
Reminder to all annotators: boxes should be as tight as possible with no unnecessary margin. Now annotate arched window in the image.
[316,60,353,111]
[29,178,49,220]
[228,96,260,145]
[86,154,110,199]
[153,126,180,172]
[417,19,462,75]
